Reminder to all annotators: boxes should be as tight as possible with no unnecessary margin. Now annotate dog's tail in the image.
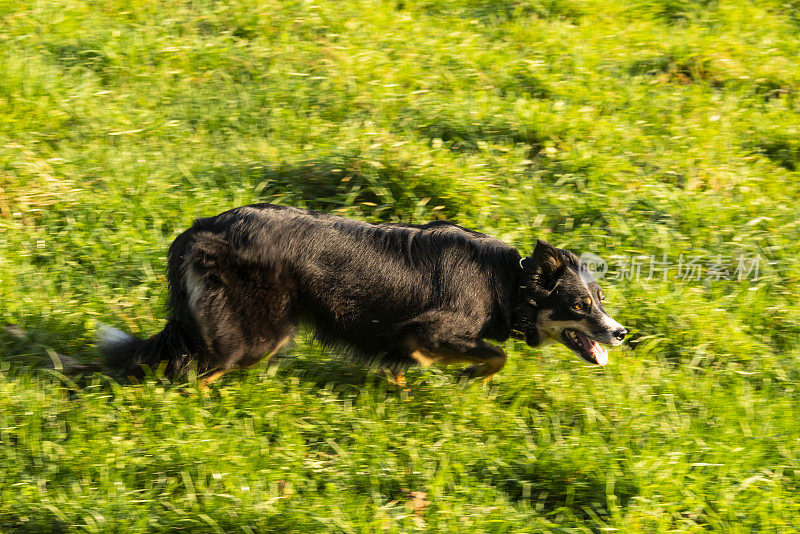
[98,320,198,378]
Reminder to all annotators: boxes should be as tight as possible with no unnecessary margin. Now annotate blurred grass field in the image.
[2,0,800,531]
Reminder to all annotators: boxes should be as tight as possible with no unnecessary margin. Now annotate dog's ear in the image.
[526,239,566,288]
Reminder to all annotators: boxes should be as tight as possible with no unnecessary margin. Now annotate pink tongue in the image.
[589,340,608,366]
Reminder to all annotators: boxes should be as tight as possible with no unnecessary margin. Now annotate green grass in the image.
[2,0,800,531]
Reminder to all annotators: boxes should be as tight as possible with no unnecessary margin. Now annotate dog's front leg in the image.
[408,337,507,381]
[455,340,507,380]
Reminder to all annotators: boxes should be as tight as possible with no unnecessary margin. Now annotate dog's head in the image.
[513,239,626,366]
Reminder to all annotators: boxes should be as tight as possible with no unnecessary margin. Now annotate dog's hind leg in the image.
[197,332,294,388]
[376,344,416,385]
[183,231,299,376]
[240,333,293,369]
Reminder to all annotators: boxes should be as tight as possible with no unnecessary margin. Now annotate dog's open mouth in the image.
[562,329,608,366]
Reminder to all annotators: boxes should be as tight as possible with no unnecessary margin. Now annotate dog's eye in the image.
[598,290,605,301]
[572,297,592,312]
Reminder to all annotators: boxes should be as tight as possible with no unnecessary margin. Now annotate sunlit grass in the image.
[2,0,800,531]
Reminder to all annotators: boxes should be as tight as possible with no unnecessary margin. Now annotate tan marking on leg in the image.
[409,348,439,368]
[198,369,227,389]
[388,372,406,387]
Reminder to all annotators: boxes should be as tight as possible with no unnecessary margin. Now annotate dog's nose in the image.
[614,328,627,342]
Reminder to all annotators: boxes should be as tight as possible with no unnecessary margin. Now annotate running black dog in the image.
[100,204,626,383]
